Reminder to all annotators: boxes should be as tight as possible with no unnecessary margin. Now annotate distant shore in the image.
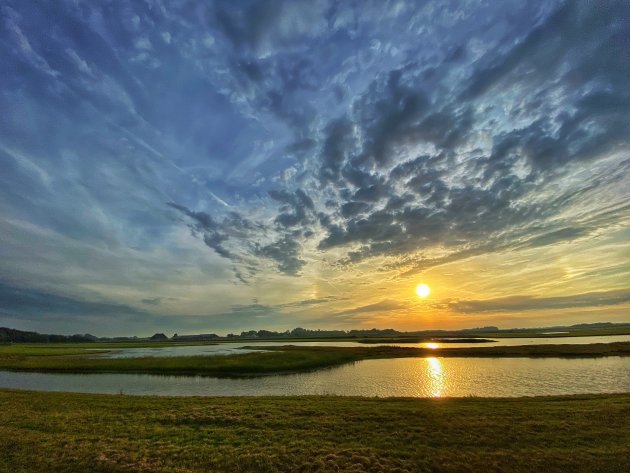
[4,322,630,345]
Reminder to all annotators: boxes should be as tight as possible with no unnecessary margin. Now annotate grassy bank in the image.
[1,342,630,377]
[263,341,630,359]
[356,337,495,344]
[1,389,629,473]
[0,347,360,376]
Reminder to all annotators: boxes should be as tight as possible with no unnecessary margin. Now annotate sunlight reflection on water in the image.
[426,357,444,397]
[2,356,630,397]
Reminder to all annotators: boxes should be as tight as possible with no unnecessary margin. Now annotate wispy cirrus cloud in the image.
[449,289,630,313]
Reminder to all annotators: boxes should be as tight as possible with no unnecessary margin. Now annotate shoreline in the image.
[2,386,630,400]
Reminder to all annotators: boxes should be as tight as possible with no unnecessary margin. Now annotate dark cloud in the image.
[256,235,306,276]
[340,201,370,218]
[167,202,269,262]
[310,0,630,275]
[318,209,403,251]
[449,289,630,313]
[352,69,431,167]
[0,281,148,319]
[319,118,357,185]
[167,202,289,282]
[167,202,233,260]
[522,227,590,249]
[268,188,314,228]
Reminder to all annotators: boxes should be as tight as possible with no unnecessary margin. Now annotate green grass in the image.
[0,347,360,376]
[0,344,108,356]
[0,389,629,472]
[1,342,630,377]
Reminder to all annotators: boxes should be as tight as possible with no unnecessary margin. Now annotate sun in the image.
[415,283,430,298]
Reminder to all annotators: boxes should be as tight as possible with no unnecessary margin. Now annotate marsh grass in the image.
[1,343,630,377]
[0,346,359,376]
[0,389,629,472]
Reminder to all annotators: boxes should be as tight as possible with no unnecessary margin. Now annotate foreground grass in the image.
[0,389,629,473]
[1,343,630,377]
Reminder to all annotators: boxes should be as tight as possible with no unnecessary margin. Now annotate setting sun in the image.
[416,283,430,298]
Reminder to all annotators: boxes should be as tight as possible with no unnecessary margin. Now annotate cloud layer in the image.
[1,0,629,334]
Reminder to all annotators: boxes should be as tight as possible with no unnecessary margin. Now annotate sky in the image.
[1,0,629,336]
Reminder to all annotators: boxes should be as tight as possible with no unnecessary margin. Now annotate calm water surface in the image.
[1,356,629,397]
[89,334,630,358]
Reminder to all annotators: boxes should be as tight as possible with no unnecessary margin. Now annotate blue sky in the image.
[1,0,629,336]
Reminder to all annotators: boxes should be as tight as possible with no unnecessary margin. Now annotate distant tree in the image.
[149,333,168,341]
[0,327,96,343]
[257,330,278,338]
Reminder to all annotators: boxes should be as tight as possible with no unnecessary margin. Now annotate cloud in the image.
[141,298,162,306]
[449,289,630,313]
[140,297,178,306]
[167,202,234,259]
[168,196,313,277]
[1,0,629,333]
[308,0,630,276]
[0,280,148,319]
[255,235,306,276]
[278,295,347,308]
[268,188,315,228]
[333,300,403,318]
[521,227,590,249]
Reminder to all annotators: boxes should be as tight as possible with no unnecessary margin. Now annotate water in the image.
[387,334,630,349]
[88,341,369,358]
[1,356,629,397]
[3,335,630,397]
[88,334,630,358]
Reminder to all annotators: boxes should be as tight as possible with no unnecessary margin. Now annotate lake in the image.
[87,334,630,358]
[1,356,630,397]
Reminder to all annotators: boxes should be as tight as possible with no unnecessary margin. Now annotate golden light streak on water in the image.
[426,357,444,397]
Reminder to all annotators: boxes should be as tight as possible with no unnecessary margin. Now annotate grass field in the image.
[0,389,629,473]
[1,342,630,377]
